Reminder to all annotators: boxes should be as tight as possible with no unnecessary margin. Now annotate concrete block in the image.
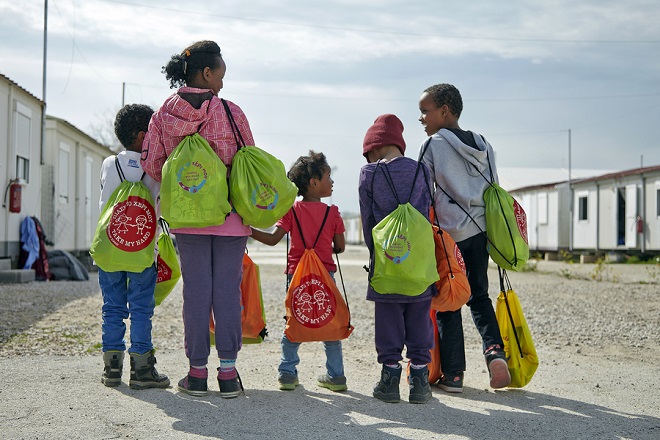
[0,258,11,271]
[580,254,597,264]
[0,269,36,284]
[544,252,559,261]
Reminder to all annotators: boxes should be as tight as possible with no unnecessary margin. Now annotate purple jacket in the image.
[358,156,436,303]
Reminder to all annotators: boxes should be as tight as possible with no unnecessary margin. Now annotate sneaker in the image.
[317,374,348,392]
[278,373,299,391]
[373,364,401,403]
[408,366,432,404]
[218,371,244,399]
[437,371,463,393]
[177,374,208,397]
[484,344,511,389]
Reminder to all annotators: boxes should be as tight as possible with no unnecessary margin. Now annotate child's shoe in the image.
[177,368,208,397]
[484,344,511,389]
[218,368,244,399]
[129,350,170,390]
[373,364,401,403]
[437,371,464,393]
[278,373,299,391]
[102,350,124,387]
[317,374,348,392]
[408,365,432,404]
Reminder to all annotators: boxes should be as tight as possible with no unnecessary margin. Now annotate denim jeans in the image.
[99,265,156,354]
[436,233,504,373]
[279,271,344,379]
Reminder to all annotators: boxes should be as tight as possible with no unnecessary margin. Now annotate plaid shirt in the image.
[141,87,255,182]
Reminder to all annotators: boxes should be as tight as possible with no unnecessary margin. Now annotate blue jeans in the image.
[99,265,157,354]
[279,272,344,379]
[436,233,504,373]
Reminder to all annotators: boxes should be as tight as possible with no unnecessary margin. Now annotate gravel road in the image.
[0,243,658,439]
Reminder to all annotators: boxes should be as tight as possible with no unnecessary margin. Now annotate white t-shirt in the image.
[99,150,160,213]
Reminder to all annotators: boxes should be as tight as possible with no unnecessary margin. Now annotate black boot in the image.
[373,364,401,403]
[129,350,170,390]
[102,351,124,387]
[408,365,432,404]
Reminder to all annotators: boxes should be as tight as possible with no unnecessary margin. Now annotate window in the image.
[578,195,588,221]
[538,193,548,225]
[14,102,32,182]
[59,142,71,203]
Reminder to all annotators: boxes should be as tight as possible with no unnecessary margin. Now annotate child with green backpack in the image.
[417,83,511,393]
[358,114,437,404]
[93,104,169,390]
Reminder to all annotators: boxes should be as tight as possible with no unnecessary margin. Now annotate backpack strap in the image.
[291,205,330,250]
[221,99,246,150]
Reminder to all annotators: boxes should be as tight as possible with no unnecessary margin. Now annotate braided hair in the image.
[162,40,223,89]
[424,83,463,118]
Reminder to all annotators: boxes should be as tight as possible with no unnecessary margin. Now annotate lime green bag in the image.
[370,162,439,296]
[90,158,157,273]
[154,220,181,306]
[161,133,231,229]
[222,99,297,229]
[484,181,529,271]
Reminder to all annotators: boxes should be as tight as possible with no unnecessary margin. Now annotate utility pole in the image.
[122,82,125,108]
[568,129,573,252]
[41,0,48,165]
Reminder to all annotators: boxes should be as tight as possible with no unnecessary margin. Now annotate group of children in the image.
[95,39,511,405]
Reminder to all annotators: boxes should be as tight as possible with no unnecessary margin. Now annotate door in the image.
[625,184,637,248]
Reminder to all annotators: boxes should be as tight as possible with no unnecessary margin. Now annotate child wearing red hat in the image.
[358,114,436,404]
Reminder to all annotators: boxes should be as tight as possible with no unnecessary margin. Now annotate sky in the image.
[1,0,659,215]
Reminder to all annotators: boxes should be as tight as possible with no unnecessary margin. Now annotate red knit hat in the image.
[362,114,406,159]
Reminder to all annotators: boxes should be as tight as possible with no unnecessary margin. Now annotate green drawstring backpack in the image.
[154,219,181,306]
[370,161,439,296]
[222,99,297,229]
[160,133,231,229]
[90,157,157,273]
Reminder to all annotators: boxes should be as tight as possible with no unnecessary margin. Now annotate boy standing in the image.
[358,114,435,404]
[418,83,511,392]
[97,104,169,389]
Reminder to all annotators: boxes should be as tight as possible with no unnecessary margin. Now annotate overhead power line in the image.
[100,0,660,44]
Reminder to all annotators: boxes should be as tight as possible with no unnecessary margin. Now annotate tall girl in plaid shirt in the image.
[141,40,254,399]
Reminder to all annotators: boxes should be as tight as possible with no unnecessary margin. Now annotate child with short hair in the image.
[358,114,435,404]
[97,103,169,389]
[141,40,255,398]
[418,83,511,392]
[250,151,348,392]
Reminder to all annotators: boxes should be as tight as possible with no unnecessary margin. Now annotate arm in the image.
[250,226,287,246]
[140,116,166,182]
[333,233,345,254]
[358,167,375,253]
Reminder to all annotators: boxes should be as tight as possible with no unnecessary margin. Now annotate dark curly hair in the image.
[424,83,463,118]
[287,150,329,196]
[162,40,223,89]
[114,104,154,151]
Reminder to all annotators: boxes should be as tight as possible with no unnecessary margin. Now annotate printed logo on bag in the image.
[454,244,467,274]
[176,161,208,193]
[251,183,279,210]
[514,200,528,244]
[383,234,411,264]
[291,274,337,328]
[107,196,156,251]
[156,254,172,283]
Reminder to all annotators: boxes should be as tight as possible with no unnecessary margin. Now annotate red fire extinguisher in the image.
[3,179,22,213]
[636,216,643,234]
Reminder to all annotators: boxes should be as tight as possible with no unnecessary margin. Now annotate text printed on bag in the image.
[177,160,208,193]
[106,196,155,251]
[156,255,173,283]
[383,234,412,264]
[251,182,279,210]
[514,200,528,244]
[291,275,337,328]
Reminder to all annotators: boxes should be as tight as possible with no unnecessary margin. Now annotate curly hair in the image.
[287,150,329,196]
[424,83,463,118]
[114,104,154,151]
[162,40,223,89]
